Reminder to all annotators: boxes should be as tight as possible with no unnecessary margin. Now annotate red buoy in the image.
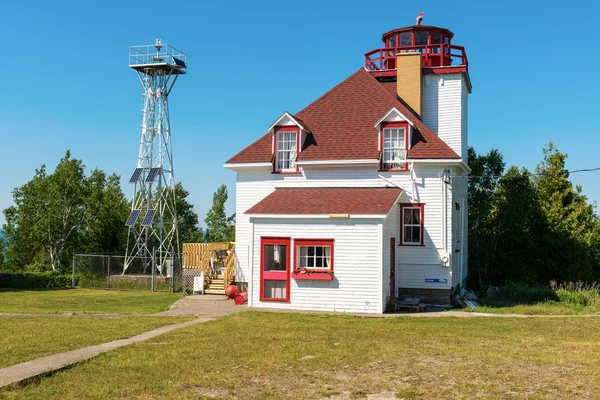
[234,292,248,305]
[225,285,239,299]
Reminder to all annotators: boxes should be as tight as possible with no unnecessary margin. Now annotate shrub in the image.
[0,271,72,289]
[551,281,600,307]
[503,282,558,303]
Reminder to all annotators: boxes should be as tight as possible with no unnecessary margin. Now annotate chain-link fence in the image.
[72,254,181,292]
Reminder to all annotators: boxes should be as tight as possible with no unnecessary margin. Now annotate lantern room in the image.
[365,15,468,77]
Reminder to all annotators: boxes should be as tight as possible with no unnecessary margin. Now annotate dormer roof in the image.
[226,68,460,164]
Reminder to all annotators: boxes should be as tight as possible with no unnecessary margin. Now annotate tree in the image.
[467,143,600,289]
[2,151,133,272]
[81,169,130,254]
[488,166,546,285]
[205,184,235,242]
[173,183,204,244]
[533,142,598,281]
[3,165,53,271]
[467,147,505,288]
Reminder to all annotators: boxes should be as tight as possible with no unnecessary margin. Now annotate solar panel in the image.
[145,167,161,183]
[141,210,157,226]
[125,210,142,227]
[173,57,186,68]
[129,168,143,183]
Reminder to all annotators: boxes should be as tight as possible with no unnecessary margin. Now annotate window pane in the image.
[300,247,307,258]
[388,35,397,48]
[264,280,275,298]
[415,31,428,46]
[430,31,442,44]
[404,226,412,243]
[411,227,421,243]
[412,209,421,224]
[264,280,286,299]
[275,281,286,298]
[264,244,286,271]
[399,32,412,47]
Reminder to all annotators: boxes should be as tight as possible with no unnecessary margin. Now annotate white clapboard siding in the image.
[251,219,383,313]
[382,201,399,302]
[422,73,468,159]
[234,164,462,293]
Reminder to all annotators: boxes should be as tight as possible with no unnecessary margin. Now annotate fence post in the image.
[107,255,111,289]
[151,247,156,292]
[71,256,76,288]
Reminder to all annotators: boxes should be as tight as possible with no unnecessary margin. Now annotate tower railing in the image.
[129,43,187,71]
[365,44,468,71]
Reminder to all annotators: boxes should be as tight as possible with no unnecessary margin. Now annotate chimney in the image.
[396,52,422,116]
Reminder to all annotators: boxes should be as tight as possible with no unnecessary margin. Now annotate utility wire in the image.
[449,167,600,180]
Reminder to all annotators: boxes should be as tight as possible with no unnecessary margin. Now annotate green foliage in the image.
[205,184,235,242]
[468,143,600,289]
[503,282,558,303]
[2,151,130,273]
[81,170,130,254]
[0,271,72,289]
[173,183,204,243]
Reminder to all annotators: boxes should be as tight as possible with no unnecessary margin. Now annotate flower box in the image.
[291,272,334,281]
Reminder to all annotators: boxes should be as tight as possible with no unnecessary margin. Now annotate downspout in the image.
[459,198,466,288]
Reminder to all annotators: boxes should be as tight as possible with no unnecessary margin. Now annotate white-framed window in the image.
[382,127,406,170]
[294,239,334,272]
[276,130,297,172]
[400,204,424,246]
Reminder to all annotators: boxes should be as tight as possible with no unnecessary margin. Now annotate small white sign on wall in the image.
[193,273,204,294]
[425,266,447,284]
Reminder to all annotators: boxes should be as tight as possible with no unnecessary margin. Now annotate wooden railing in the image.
[223,243,236,288]
[182,242,236,285]
[365,44,468,71]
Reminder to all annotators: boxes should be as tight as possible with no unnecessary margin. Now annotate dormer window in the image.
[380,121,408,171]
[274,126,299,173]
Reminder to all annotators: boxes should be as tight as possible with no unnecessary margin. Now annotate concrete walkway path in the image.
[0,295,243,388]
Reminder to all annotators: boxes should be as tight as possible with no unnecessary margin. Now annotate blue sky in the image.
[1,0,599,227]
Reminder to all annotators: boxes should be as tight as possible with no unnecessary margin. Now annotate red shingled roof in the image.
[226,68,459,164]
[245,187,402,216]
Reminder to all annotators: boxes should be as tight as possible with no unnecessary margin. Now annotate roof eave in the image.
[223,162,272,170]
[408,158,471,173]
[247,213,388,219]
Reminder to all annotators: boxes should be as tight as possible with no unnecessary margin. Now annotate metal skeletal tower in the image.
[124,39,187,274]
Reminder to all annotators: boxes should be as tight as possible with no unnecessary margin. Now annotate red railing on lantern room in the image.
[364,44,468,71]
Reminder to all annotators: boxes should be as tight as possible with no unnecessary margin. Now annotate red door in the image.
[260,237,291,302]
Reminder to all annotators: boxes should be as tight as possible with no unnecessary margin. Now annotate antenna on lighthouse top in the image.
[155,38,162,53]
[415,12,425,25]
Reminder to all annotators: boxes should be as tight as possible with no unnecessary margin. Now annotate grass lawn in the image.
[449,300,600,315]
[0,316,191,368]
[2,311,600,399]
[0,288,181,315]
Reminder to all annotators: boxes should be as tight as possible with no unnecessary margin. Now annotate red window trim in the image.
[379,121,409,172]
[259,236,291,302]
[293,238,334,273]
[272,125,300,174]
[399,203,425,246]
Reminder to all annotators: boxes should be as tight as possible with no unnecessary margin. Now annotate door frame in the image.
[259,236,291,302]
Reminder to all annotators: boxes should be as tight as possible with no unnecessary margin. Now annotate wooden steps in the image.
[205,271,228,294]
